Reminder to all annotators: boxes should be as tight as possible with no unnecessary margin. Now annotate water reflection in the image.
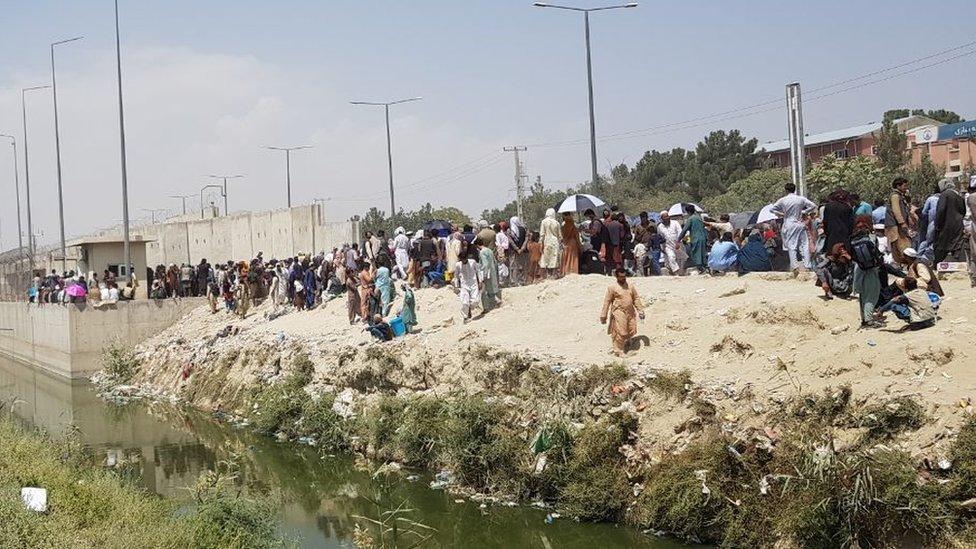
[0,357,683,548]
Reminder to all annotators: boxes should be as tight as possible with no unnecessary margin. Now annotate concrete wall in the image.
[0,299,202,379]
[141,203,360,267]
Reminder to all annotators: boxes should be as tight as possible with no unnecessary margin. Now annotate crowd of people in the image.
[23,173,975,348]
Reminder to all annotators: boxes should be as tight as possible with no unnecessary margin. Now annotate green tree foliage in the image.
[807,155,887,203]
[481,178,571,229]
[360,203,473,236]
[703,168,792,213]
[884,108,963,124]
[873,118,908,173]
[907,153,944,201]
[686,129,759,198]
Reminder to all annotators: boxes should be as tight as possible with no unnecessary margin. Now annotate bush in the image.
[101,342,139,382]
[297,394,347,450]
[190,494,282,549]
[561,414,635,522]
[250,384,309,436]
[393,397,449,466]
[442,397,528,493]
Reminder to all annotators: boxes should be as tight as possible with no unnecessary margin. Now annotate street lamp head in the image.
[52,36,85,47]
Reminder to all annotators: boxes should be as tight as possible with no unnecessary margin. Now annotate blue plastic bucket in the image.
[389,316,406,337]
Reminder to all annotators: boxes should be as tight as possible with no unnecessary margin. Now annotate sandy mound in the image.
[129,272,976,456]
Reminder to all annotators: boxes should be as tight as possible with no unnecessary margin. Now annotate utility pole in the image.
[534,2,637,186]
[51,36,84,273]
[504,146,528,220]
[786,82,807,197]
[169,194,191,215]
[264,145,312,208]
[206,174,243,215]
[114,0,133,284]
[22,85,50,275]
[350,97,423,216]
[0,135,22,254]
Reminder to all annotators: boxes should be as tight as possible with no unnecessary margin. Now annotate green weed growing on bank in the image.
[101,342,139,382]
[0,415,285,548]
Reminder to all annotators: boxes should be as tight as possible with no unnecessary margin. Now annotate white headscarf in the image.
[477,219,489,229]
[545,208,556,220]
[509,216,524,240]
[395,226,405,235]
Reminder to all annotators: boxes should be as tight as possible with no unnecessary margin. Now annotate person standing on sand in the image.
[479,239,502,312]
[885,177,914,265]
[656,211,682,275]
[967,179,976,288]
[539,208,561,279]
[600,267,645,355]
[771,182,818,271]
[560,211,580,276]
[454,246,483,322]
[526,232,542,283]
[678,205,707,274]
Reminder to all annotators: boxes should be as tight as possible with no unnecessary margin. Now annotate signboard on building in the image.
[913,125,938,144]
[937,120,976,141]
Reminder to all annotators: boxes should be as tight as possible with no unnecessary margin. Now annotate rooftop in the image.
[65,235,154,247]
[755,115,938,153]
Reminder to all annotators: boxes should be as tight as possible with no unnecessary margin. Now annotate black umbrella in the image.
[423,219,453,236]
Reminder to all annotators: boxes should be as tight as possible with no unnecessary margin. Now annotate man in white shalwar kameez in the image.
[771,182,817,271]
[454,253,483,322]
[393,227,411,279]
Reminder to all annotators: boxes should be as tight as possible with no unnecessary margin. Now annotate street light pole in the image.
[51,36,84,273]
[0,134,22,254]
[113,0,133,284]
[533,2,637,186]
[264,145,312,208]
[21,85,50,273]
[350,97,422,216]
[169,194,191,215]
[206,175,243,215]
[200,184,225,219]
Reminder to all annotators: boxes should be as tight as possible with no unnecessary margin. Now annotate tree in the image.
[873,118,908,173]
[686,129,759,199]
[907,153,943,201]
[807,155,887,204]
[883,108,963,124]
[703,168,792,213]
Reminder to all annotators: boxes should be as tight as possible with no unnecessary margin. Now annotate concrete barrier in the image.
[0,299,202,379]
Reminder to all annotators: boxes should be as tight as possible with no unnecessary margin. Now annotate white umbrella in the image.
[755,204,778,224]
[556,194,606,214]
[667,202,704,217]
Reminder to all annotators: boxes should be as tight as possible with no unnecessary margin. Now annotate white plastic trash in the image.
[21,487,47,513]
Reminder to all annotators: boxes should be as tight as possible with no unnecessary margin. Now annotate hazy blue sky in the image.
[1,0,974,248]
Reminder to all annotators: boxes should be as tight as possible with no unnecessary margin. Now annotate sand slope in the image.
[131,272,976,458]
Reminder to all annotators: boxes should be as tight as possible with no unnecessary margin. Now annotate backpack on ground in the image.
[850,238,882,270]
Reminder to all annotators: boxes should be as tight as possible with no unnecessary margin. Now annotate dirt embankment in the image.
[103,272,976,547]
[125,273,975,458]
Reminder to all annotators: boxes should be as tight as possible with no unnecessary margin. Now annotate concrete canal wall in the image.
[0,299,202,379]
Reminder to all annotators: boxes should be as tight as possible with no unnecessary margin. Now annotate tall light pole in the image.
[21,85,51,272]
[0,134,23,254]
[169,194,192,215]
[534,2,636,186]
[200,184,225,219]
[114,0,133,284]
[350,97,422,216]
[206,174,243,215]
[51,35,84,273]
[264,145,312,208]
[140,208,167,224]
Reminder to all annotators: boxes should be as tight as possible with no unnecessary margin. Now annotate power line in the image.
[527,39,976,149]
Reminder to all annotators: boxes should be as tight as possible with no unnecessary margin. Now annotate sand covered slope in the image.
[125,272,976,458]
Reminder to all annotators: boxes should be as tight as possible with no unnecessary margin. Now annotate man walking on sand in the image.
[600,267,645,355]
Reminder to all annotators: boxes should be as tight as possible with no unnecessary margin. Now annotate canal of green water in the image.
[0,356,689,548]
